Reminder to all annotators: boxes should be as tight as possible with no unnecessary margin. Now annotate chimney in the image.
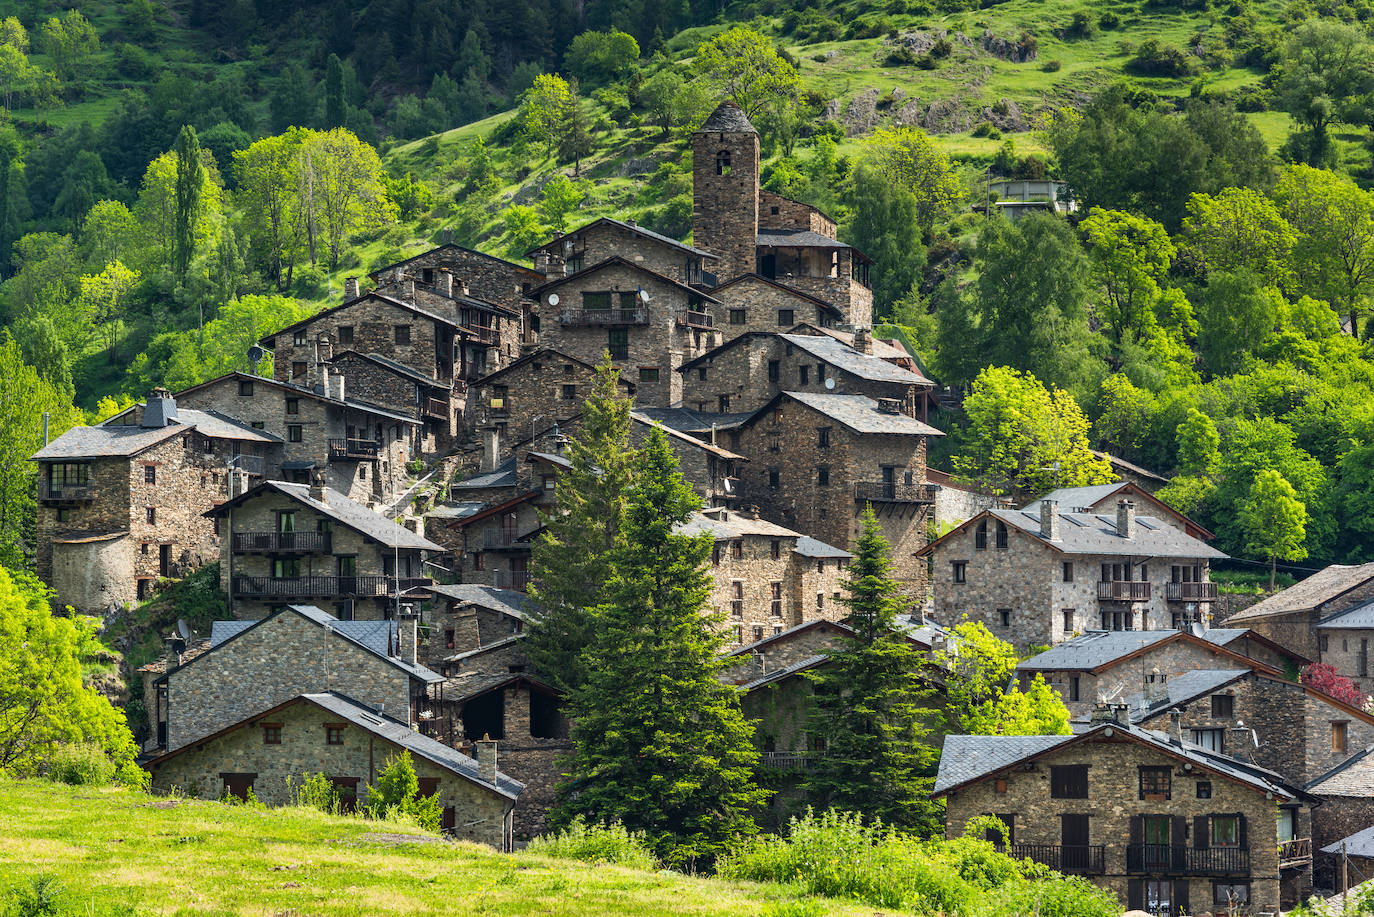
[317,364,330,396]
[876,397,902,414]
[626,218,637,228]
[438,269,453,298]
[1090,702,1117,724]
[317,334,333,362]
[142,388,178,428]
[329,372,346,402]
[345,277,360,299]
[481,427,500,473]
[1145,667,1169,707]
[165,634,186,669]
[475,735,498,783]
[1169,708,1184,746]
[230,468,250,498]
[309,470,328,504]
[854,326,873,355]
[1116,499,1136,539]
[398,612,419,666]
[533,252,551,274]
[1228,720,1255,761]
[1039,499,1060,541]
[403,278,415,301]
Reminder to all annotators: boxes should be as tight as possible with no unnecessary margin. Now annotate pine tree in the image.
[804,506,941,834]
[172,124,204,281]
[526,355,635,694]
[555,429,768,867]
[324,53,345,129]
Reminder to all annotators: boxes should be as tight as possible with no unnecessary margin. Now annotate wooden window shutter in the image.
[1237,813,1247,848]
[1172,880,1190,914]
[1129,815,1143,845]
[1127,879,1144,912]
[1172,816,1190,871]
[1194,815,1210,849]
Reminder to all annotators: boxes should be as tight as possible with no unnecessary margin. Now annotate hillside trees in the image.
[695,27,801,121]
[36,10,99,88]
[1275,21,1374,166]
[937,622,1072,736]
[522,73,576,159]
[298,128,395,270]
[173,126,206,280]
[234,130,309,290]
[1240,469,1308,588]
[841,165,924,315]
[863,127,963,234]
[1272,165,1374,333]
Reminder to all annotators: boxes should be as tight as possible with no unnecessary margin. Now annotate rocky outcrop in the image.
[842,88,881,135]
[981,29,1038,63]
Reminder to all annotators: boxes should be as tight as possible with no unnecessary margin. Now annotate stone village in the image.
[29,103,1374,913]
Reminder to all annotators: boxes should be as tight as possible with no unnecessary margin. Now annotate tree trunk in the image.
[1271,554,1277,591]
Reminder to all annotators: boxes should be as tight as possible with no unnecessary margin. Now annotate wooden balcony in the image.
[231,574,432,598]
[421,397,450,420]
[462,323,500,345]
[559,308,648,326]
[231,532,332,554]
[854,482,937,504]
[681,310,714,329]
[1166,582,1218,601]
[998,844,1106,875]
[759,751,819,772]
[328,438,380,461]
[1098,581,1152,601]
[39,481,95,503]
[1279,837,1312,869]
[1126,844,1249,876]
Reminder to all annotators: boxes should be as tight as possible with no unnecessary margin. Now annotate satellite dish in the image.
[177,619,191,642]
[547,293,560,306]
[824,377,836,390]
[247,345,266,363]
[638,288,650,303]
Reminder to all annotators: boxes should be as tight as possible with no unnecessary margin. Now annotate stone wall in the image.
[51,535,134,613]
[148,697,513,849]
[693,126,759,282]
[780,268,874,330]
[537,222,705,285]
[372,244,536,314]
[1319,627,1374,694]
[707,529,800,649]
[1313,794,1374,862]
[759,190,837,237]
[165,609,416,749]
[629,419,741,507]
[466,353,620,459]
[265,296,449,386]
[485,682,569,840]
[743,674,815,754]
[705,277,836,342]
[425,602,523,669]
[943,734,1284,913]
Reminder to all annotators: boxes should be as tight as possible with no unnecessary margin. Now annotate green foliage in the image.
[842,165,924,318]
[289,772,341,815]
[937,622,1072,736]
[1274,21,1374,166]
[44,742,117,786]
[1240,468,1309,587]
[564,30,640,85]
[694,27,801,121]
[3,874,65,917]
[368,752,441,832]
[172,126,206,280]
[862,127,963,233]
[538,175,588,233]
[525,816,659,869]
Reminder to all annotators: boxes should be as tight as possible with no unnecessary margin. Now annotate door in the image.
[278,511,296,549]
[1061,814,1090,870]
[337,555,357,594]
[159,544,171,577]
[442,806,456,832]
[881,465,896,499]
[221,773,255,801]
[1142,816,1171,870]
[510,556,529,592]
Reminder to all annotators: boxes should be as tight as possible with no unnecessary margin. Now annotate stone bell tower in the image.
[692,101,760,283]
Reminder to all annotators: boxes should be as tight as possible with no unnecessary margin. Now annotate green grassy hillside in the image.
[0,780,870,916]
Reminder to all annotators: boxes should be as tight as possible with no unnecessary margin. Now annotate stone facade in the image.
[941,728,1290,914]
[755,242,874,330]
[368,242,543,316]
[444,494,545,593]
[759,189,837,237]
[692,106,760,283]
[1318,625,1374,694]
[423,594,525,671]
[146,695,515,850]
[630,415,746,508]
[528,218,712,286]
[720,620,854,684]
[328,351,456,449]
[1225,566,1374,663]
[159,608,429,750]
[705,275,840,340]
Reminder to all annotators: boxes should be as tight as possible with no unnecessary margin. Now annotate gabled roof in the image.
[530,256,721,303]
[1122,669,1251,724]
[794,535,854,559]
[756,229,874,263]
[675,331,931,386]
[789,323,913,363]
[742,392,942,437]
[919,507,1225,561]
[630,412,747,460]
[174,372,421,425]
[263,291,462,342]
[1307,744,1374,797]
[1016,629,1279,675]
[1322,825,1374,857]
[1317,598,1374,630]
[1227,564,1374,623]
[934,721,1297,799]
[330,350,445,388]
[429,584,536,621]
[367,242,543,281]
[35,406,280,461]
[633,406,757,433]
[527,217,717,260]
[447,489,539,528]
[1198,625,1312,666]
[445,672,556,703]
[709,274,837,311]
[724,618,853,658]
[205,482,443,552]
[146,691,522,799]
[699,101,756,133]
[450,457,519,491]
[468,348,622,390]
[739,653,830,692]
[679,508,802,541]
[1024,481,1213,541]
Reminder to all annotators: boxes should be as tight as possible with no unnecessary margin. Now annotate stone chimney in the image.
[165,633,186,669]
[329,372,346,402]
[398,612,419,666]
[481,427,500,473]
[317,364,330,396]
[533,251,551,274]
[438,269,453,298]
[1169,708,1184,746]
[626,218,637,228]
[230,468,251,498]
[875,398,902,415]
[142,388,178,428]
[1145,667,1169,708]
[1090,702,1125,725]
[1229,720,1255,761]
[309,470,328,504]
[475,736,498,783]
[402,278,415,301]
[317,334,333,362]
[854,327,872,355]
[1116,499,1136,539]
[1039,499,1060,541]
[344,277,360,299]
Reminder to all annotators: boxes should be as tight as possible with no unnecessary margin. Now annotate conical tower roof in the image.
[698,101,757,134]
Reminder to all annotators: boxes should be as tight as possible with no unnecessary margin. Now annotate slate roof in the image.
[209,621,255,646]
[699,101,756,133]
[1017,630,1190,672]
[1317,599,1374,630]
[780,333,933,385]
[450,457,519,490]
[428,584,535,621]
[332,350,445,388]
[1323,826,1374,857]
[175,372,421,425]
[426,501,486,520]
[774,392,944,436]
[679,508,801,541]
[633,406,757,433]
[1122,669,1250,723]
[304,693,523,798]
[528,217,716,259]
[34,423,183,460]
[793,535,853,559]
[206,482,443,552]
[974,507,1225,559]
[739,654,830,692]
[757,229,853,251]
[1025,483,1132,513]
[1306,745,1374,797]
[531,256,721,302]
[630,412,747,460]
[266,292,463,341]
[724,619,852,658]
[444,633,525,664]
[1227,563,1374,622]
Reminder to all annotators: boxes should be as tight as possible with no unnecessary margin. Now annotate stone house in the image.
[148,603,441,753]
[630,413,748,507]
[1023,481,1215,542]
[703,274,844,338]
[1313,601,1374,695]
[936,712,1316,913]
[1224,563,1374,662]
[920,500,1227,651]
[678,330,934,420]
[367,242,545,317]
[144,691,522,850]
[174,371,421,505]
[528,256,721,406]
[730,391,941,590]
[366,269,525,376]
[422,584,531,672]
[206,479,443,621]
[328,350,457,448]
[526,216,717,287]
[1015,629,1299,720]
[32,390,280,613]
[1308,749,1374,887]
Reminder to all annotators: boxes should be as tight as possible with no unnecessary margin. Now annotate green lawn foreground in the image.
[0,780,875,917]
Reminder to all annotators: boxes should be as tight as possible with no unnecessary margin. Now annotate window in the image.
[287,425,303,443]
[697,368,707,381]
[47,463,90,487]
[1062,609,1075,634]
[770,540,780,559]
[731,582,743,618]
[731,540,743,559]
[338,325,354,345]
[1138,766,1172,800]
[278,512,296,534]
[994,778,1008,795]
[263,724,282,745]
[998,608,1011,628]
[777,309,794,326]
[1049,765,1088,799]
[1213,883,1249,908]
[293,330,307,346]
[1191,728,1225,752]
[286,398,299,415]
[712,544,721,566]
[1321,634,1329,653]
[203,437,215,454]
[816,592,824,611]
[1062,562,1074,583]
[56,508,71,522]
[251,421,265,430]
[144,465,157,484]
[1333,721,1349,753]
[716,150,731,175]
[444,628,456,649]
[273,558,301,578]
[767,360,780,382]
[952,561,967,584]
[717,394,730,413]
[817,466,830,487]
[798,365,809,386]
[771,582,783,617]
[732,625,742,643]
[995,521,1009,549]
[1211,694,1234,718]
[146,507,156,524]
[818,427,831,448]
[753,625,764,641]
[975,520,988,550]
[608,328,629,360]
[558,384,576,401]
[326,726,344,746]
[639,367,659,383]
[1196,781,1212,799]
[395,324,411,344]
[729,309,746,325]
[1070,676,1080,702]
[768,469,780,489]
[238,380,254,396]
[584,291,611,311]
[291,361,308,379]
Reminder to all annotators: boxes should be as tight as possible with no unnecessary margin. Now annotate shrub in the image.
[290,772,341,815]
[45,743,116,786]
[4,875,64,917]
[1128,38,1196,77]
[1042,58,1062,71]
[885,45,921,66]
[1099,11,1120,28]
[1067,10,1099,38]
[930,37,953,57]
[369,752,442,832]
[526,816,660,870]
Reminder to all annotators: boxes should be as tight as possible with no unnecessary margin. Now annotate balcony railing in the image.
[482,532,532,550]
[681,310,714,329]
[760,751,818,772]
[1165,582,1218,601]
[1125,844,1249,876]
[231,532,332,554]
[998,844,1106,875]
[328,438,380,461]
[232,574,432,598]
[422,397,450,420]
[559,308,648,326]
[228,454,265,476]
[462,323,500,345]
[1279,837,1312,869]
[1098,581,1152,601]
[39,481,95,503]
[854,482,937,504]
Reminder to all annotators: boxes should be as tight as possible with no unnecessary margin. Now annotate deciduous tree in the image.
[173,125,205,280]
[297,128,395,270]
[694,27,800,120]
[1239,468,1308,589]
[1301,662,1365,706]
[863,127,963,233]
[937,622,1071,736]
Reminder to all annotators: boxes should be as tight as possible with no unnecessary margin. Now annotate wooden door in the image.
[1061,814,1089,870]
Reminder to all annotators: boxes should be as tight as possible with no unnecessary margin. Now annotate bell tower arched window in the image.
[716,150,732,175]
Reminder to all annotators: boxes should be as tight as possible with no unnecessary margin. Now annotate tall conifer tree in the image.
[554,429,767,866]
[172,124,204,281]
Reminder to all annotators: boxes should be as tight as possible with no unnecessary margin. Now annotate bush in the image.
[1067,10,1099,38]
[45,743,116,786]
[1128,38,1196,77]
[3,875,64,917]
[885,45,921,66]
[526,816,660,870]
[1099,11,1120,29]
[369,752,442,832]
[1041,58,1062,71]
[290,772,341,815]
[972,122,995,137]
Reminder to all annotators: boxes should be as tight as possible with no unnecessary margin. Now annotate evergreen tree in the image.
[526,356,635,694]
[172,125,204,281]
[324,53,345,129]
[804,506,940,834]
[555,428,767,866]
